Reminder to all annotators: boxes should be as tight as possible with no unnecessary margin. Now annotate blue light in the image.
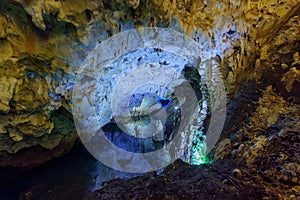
[157,97,172,108]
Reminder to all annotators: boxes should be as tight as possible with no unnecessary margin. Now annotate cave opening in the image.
[99,55,210,164]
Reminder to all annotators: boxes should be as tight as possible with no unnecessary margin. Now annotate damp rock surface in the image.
[88,2,300,199]
[0,2,298,199]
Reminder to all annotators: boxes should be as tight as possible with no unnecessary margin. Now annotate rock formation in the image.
[0,0,299,198]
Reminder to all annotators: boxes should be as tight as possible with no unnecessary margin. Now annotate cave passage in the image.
[93,48,210,165]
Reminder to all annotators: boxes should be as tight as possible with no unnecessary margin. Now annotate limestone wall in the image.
[0,0,299,167]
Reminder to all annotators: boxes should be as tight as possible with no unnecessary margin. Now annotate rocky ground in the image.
[0,0,299,199]
[0,0,298,167]
[88,82,300,200]
[88,3,300,198]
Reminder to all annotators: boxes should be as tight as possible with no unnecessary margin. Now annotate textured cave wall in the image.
[0,0,299,168]
[211,10,300,198]
[88,2,300,198]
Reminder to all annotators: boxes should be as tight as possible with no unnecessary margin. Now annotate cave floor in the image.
[3,97,299,200]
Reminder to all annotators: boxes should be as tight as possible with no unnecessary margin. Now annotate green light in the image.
[191,130,211,165]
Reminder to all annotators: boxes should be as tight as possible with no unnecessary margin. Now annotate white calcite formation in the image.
[0,0,298,167]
